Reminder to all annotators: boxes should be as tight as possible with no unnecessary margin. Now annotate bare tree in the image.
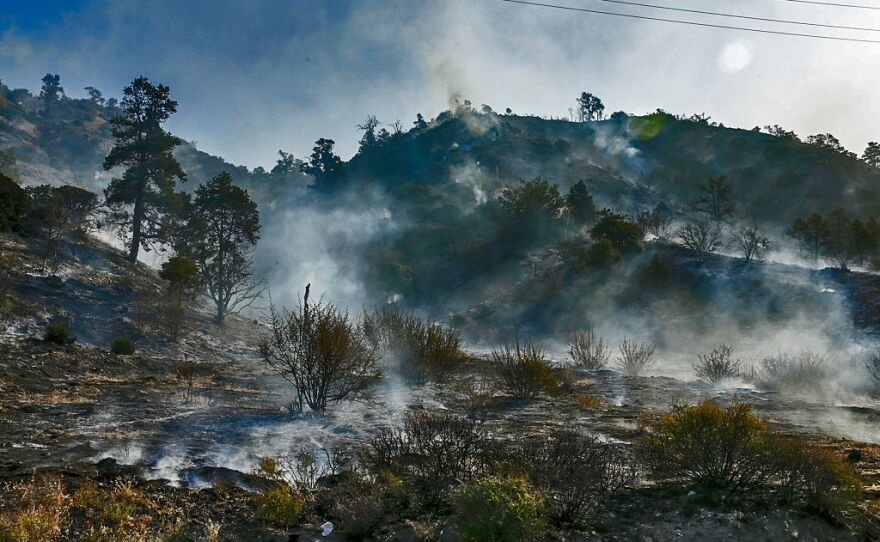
[259,286,382,413]
[693,345,741,385]
[733,226,772,263]
[676,221,721,256]
[569,329,611,370]
[615,338,656,376]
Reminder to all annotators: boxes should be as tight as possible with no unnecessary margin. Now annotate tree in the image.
[824,208,853,270]
[84,86,104,106]
[300,138,343,192]
[357,115,380,152]
[27,185,100,272]
[102,76,186,262]
[676,221,721,256]
[565,180,597,225]
[576,92,605,122]
[188,171,265,325]
[158,253,198,341]
[493,177,567,246]
[850,219,876,265]
[732,226,772,263]
[414,113,428,130]
[0,149,19,181]
[693,176,734,226]
[787,213,830,261]
[259,285,382,413]
[590,210,641,253]
[39,73,64,103]
[0,173,29,235]
[863,142,880,168]
[806,133,856,158]
[763,125,800,142]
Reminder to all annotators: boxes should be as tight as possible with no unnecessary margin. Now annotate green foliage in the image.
[259,485,303,529]
[187,171,262,325]
[693,176,735,225]
[110,336,135,355]
[639,254,672,287]
[102,76,186,262]
[0,173,29,235]
[590,211,641,253]
[493,177,567,248]
[577,239,620,270]
[43,322,73,345]
[565,180,596,225]
[300,138,344,192]
[455,476,544,542]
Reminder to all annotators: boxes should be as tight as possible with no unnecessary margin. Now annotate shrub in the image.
[454,476,543,542]
[362,309,467,384]
[774,438,862,515]
[590,210,642,253]
[110,336,135,355]
[615,338,655,376]
[0,173,30,236]
[489,337,558,399]
[693,344,741,385]
[639,254,672,287]
[259,294,382,413]
[43,322,74,345]
[358,412,487,505]
[638,401,776,490]
[577,239,620,270]
[748,351,831,392]
[568,329,611,370]
[524,430,633,525]
[259,485,303,529]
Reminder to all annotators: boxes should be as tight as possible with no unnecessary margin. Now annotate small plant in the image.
[615,337,655,376]
[490,336,559,399]
[573,393,604,410]
[454,476,544,542]
[110,336,135,355]
[43,321,74,345]
[568,329,611,370]
[0,474,69,542]
[748,351,831,392]
[693,344,740,385]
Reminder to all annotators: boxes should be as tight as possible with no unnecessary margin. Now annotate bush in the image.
[43,322,74,345]
[362,309,467,384]
[577,239,620,270]
[614,337,655,376]
[358,412,487,505]
[590,210,642,253]
[0,475,68,542]
[747,351,831,392]
[110,336,135,355]
[259,294,382,413]
[693,344,741,385]
[638,401,776,490]
[774,438,862,515]
[0,173,30,235]
[259,485,303,529]
[523,430,633,525]
[489,337,559,399]
[568,329,611,370]
[454,476,543,542]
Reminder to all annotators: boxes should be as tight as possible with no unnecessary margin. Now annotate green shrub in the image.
[638,401,775,490]
[489,337,559,399]
[110,336,135,355]
[259,485,303,528]
[43,322,73,345]
[455,476,544,542]
[0,173,30,235]
[577,239,620,270]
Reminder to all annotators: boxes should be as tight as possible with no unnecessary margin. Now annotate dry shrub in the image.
[362,309,467,384]
[69,479,177,541]
[258,446,345,496]
[748,351,831,392]
[454,476,544,542]
[638,401,776,490]
[110,336,135,355]
[693,344,741,385]
[358,412,487,505]
[615,338,655,376]
[573,393,604,410]
[774,438,862,515]
[489,337,559,399]
[0,474,68,542]
[569,329,611,370]
[260,295,382,413]
[43,321,74,345]
[455,375,498,420]
[523,430,634,526]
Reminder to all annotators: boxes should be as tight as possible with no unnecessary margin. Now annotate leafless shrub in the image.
[568,329,611,370]
[732,225,772,263]
[693,344,741,385]
[747,351,831,392]
[866,350,880,391]
[490,336,559,399]
[259,446,347,496]
[615,338,655,376]
[357,411,487,504]
[522,430,634,525]
[172,359,196,403]
[362,308,467,384]
[259,289,382,413]
[676,220,721,255]
[455,373,498,421]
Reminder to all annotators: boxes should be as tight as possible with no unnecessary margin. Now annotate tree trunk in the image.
[128,194,144,262]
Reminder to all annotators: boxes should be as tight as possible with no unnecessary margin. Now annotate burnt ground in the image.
[1,234,880,540]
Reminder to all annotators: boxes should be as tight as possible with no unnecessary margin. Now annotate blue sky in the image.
[2,0,880,168]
